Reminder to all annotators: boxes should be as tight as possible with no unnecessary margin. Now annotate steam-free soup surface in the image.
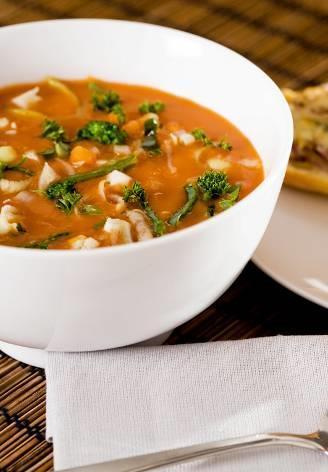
[0,79,263,249]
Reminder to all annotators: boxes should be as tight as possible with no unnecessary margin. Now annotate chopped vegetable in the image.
[197,170,230,201]
[89,83,125,123]
[47,77,79,107]
[0,205,20,235]
[104,218,132,245]
[70,145,97,166]
[0,157,34,179]
[42,119,66,142]
[24,231,70,249]
[69,235,99,249]
[192,128,232,151]
[139,101,165,114]
[217,139,233,151]
[79,204,102,215]
[142,118,160,155]
[192,128,212,146]
[123,182,166,236]
[93,218,106,230]
[127,209,153,241]
[38,162,59,190]
[46,181,82,214]
[219,184,240,210]
[0,146,17,163]
[168,184,198,226]
[12,87,41,109]
[77,120,127,145]
[41,119,70,158]
[46,155,137,213]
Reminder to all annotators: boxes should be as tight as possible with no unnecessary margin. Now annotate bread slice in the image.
[283,84,328,195]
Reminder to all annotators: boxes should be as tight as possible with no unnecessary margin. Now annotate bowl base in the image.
[0,331,172,368]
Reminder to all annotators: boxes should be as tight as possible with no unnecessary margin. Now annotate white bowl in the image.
[0,19,293,351]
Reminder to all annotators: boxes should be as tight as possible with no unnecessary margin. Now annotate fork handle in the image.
[65,432,324,472]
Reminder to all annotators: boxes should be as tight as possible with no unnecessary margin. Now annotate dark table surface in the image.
[0,0,327,470]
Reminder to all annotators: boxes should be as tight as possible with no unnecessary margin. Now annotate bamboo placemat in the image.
[0,0,327,470]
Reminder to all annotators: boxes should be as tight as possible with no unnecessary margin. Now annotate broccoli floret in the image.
[123,182,166,236]
[192,128,212,146]
[192,128,232,151]
[47,155,137,213]
[168,184,198,226]
[139,101,165,114]
[197,170,231,201]
[219,184,240,209]
[89,83,125,123]
[46,180,82,214]
[41,119,70,158]
[77,120,127,145]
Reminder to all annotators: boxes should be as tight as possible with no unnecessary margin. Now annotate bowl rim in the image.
[0,18,294,258]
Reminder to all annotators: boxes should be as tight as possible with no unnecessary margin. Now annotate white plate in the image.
[253,186,328,308]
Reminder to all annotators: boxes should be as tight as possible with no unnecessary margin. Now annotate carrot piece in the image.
[70,145,96,166]
[123,119,141,138]
[106,113,120,124]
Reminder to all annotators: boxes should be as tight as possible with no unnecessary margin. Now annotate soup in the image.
[0,78,263,249]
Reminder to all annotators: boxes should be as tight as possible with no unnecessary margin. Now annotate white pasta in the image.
[70,235,100,250]
[12,86,41,109]
[0,178,31,194]
[0,204,20,235]
[127,209,153,241]
[38,162,59,190]
[104,218,132,245]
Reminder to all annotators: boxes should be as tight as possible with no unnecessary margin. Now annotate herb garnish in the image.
[219,184,240,210]
[191,128,232,151]
[46,155,137,214]
[93,219,106,230]
[197,170,231,201]
[77,120,127,145]
[41,119,71,158]
[89,83,125,123]
[24,231,69,249]
[139,101,165,114]
[79,204,102,216]
[0,157,34,179]
[123,181,166,236]
[168,184,198,226]
[141,118,160,155]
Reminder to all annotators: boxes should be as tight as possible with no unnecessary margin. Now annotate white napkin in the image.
[46,336,328,471]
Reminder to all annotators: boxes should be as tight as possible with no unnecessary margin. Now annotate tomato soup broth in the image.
[0,78,263,249]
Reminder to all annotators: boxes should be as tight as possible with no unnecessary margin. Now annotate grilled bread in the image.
[283,83,328,195]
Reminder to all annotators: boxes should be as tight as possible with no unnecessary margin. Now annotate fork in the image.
[66,414,328,472]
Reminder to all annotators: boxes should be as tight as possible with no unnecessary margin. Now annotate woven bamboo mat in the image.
[0,0,327,470]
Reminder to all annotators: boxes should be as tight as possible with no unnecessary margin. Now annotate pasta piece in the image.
[0,146,17,163]
[47,77,79,107]
[24,150,39,161]
[38,162,59,190]
[113,145,131,155]
[0,178,31,194]
[127,209,153,241]
[12,87,41,109]
[9,108,46,120]
[207,158,230,171]
[69,235,99,250]
[103,218,132,245]
[106,170,132,191]
[107,194,126,213]
[0,204,20,235]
